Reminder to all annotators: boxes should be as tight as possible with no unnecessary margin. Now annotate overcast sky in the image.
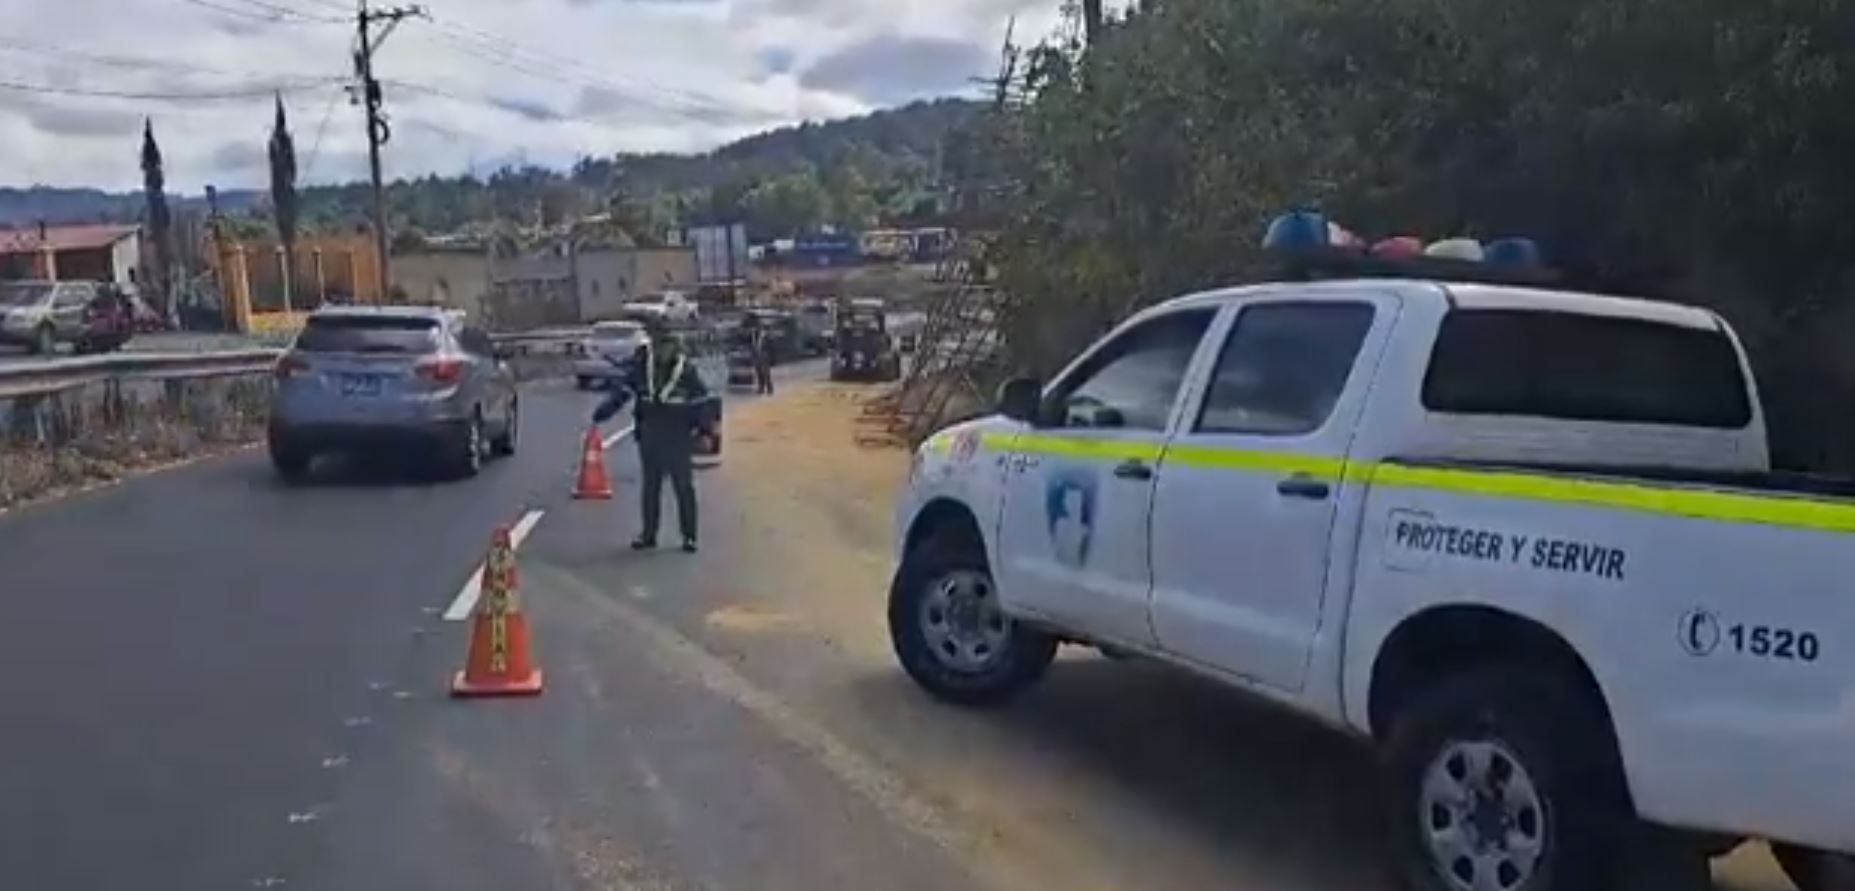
[0,0,1075,193]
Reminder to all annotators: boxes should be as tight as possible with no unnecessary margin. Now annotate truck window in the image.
[1196,302,1375,435]
[1423,309,1752,428]
[1050,309,1215,431]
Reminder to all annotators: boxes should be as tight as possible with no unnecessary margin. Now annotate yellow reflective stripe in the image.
[1011,433,1163,463]
[924,433,954,455]
[1162,444,1348,478]
[978,432,1014,450]
[978,430,1855,535]
[1373,463,1855,534]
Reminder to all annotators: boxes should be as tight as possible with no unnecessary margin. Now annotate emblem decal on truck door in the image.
[1045,470,1096,568]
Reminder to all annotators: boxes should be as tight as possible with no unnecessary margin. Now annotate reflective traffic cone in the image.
[573,426,614,499]
[451,526,544,697]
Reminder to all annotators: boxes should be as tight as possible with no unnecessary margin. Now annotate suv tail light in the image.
[275,354,310,380]
[415,357,466,385]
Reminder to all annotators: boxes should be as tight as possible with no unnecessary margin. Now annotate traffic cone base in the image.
[452,668,544,697]
[573,426,615,500]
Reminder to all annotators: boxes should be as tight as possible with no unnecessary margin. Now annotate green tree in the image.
[268,95,300,309]
[140,118,172,318]
[742,171,831,238]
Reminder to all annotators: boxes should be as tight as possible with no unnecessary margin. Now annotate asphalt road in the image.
[0,356,1801,891]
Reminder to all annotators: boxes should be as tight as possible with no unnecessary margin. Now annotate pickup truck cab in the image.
[621,290,697,325]
[890,277,1855,891]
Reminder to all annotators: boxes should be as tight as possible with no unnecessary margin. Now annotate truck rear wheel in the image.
[1384,667,1630,891]
[1775,844,1855,891]
[888,538,1055,706]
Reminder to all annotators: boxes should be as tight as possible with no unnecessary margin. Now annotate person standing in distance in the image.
[591,331,711,552]
[750,323,775,395]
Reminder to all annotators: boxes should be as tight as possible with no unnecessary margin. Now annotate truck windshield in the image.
[295,316,440,354]
[1423,309,1753,429]
[593,323,642,340]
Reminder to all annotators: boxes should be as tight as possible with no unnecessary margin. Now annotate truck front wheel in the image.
[1774,844,1855,891]
[888,539,1055,706]
[1385,667,1630,891]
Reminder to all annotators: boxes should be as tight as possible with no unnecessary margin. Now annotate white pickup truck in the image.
[620,290,698,325]
[889,277,1855,891]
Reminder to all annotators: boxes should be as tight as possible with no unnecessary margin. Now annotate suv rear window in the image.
[1422,309,1752,428]
[295,316,440,354]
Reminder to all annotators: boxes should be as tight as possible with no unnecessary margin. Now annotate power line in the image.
[0,37,330,80]
[230,0,346,19]
[301,83,347,179]
[412,13,746,121]
[181,0,343,25]
[0,76,341,102]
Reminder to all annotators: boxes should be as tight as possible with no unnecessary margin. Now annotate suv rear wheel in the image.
[490,400,518,456]
[888,537,1055,705]
[445,412,485,479]
[1385,667,1630,891]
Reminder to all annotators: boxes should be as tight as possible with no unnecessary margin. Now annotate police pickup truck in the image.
[889,277,1855,891]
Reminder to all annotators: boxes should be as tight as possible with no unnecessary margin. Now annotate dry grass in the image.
[0,377,269,512]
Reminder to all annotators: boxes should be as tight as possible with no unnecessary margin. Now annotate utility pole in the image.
[353,0,423,300]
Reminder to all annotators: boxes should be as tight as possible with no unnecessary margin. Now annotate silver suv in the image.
[268,306,518,480]
[0,280,95,354]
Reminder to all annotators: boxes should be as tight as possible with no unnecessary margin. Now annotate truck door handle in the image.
[1113,460,1153,481]
[1276,475,1330,500]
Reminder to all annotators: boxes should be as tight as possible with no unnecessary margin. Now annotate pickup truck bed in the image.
[1348,456,1855,853]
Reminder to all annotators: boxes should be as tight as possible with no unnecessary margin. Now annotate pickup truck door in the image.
[994,307,1218,647]
[1149,294,1398,691]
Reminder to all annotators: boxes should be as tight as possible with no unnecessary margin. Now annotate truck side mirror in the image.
[997,377,1043,425]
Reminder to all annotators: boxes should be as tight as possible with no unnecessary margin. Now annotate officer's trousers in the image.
[638,434,697,542]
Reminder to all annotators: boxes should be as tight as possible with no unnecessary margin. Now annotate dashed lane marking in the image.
[443,508,546,621]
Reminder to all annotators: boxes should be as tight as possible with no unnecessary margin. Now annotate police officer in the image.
[591,330,711,552]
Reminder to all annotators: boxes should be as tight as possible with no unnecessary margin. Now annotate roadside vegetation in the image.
[978,0,1855,472]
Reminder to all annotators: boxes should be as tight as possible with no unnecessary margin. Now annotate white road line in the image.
[602,424,635,450]
[443,508,546,621]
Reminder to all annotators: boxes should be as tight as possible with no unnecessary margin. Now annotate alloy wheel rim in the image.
[1419,739,1547,891]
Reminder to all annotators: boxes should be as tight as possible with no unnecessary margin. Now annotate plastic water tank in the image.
[1425,237,1485,262]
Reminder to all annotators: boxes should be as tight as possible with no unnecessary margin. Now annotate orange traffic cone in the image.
[573,426,614,500]
[451,526,544,697]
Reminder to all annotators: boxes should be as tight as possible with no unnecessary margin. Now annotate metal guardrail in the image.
[0,350,285,399]
[0,314,919,400]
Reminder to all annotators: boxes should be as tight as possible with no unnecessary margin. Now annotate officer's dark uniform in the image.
[591,339,711,552]
[750,327,774,395]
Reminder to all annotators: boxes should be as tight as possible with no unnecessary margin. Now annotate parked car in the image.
[893,275,1855,891]
[574,319,651,389]
[268,306,518,481]
[828,303,901,381]
[796,301,834,356]
[0,280,99,354]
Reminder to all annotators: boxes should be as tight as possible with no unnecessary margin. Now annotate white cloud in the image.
[0,0,1066,192]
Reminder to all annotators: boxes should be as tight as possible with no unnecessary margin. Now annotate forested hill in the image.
[0,98,983,239]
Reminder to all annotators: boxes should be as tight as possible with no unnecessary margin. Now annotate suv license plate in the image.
[339,374,382,397]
